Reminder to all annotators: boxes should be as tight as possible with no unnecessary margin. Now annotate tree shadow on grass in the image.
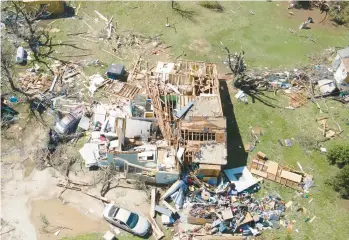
[295,1,312,10]
[173,2,198,23]
[219,80,248,169]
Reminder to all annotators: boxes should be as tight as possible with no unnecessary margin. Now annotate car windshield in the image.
[126,213,139,229]
[109,206,118,218]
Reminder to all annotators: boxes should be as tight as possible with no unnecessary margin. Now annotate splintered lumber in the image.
[161,200,177,214]
[128,56,141,81]
[187,216,213,225]
[49,75,58,92]
[150,188,156,218]
[148,217,164,240]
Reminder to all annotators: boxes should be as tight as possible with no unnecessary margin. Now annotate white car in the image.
[103,204,151,236]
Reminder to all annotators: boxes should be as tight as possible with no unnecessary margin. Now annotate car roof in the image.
[114,208,131,223]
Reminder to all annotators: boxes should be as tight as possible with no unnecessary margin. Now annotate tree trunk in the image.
[1,59,31,97]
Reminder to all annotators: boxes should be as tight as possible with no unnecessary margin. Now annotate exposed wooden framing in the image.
[146,74,174,144]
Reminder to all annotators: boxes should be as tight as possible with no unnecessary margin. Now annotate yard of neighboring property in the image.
[46,1,349,70]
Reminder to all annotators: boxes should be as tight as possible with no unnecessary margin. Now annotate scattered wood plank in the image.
[94,10,108,23]
[63,71,79,79]
[102,49,123,60]
[161,200,177,214]
[187,216,213,225]
[67,32,88,36]
[148,216,164,240]
[82,20,94,31]
[150,188,156,218]
[49,75,58,92]
[79,36,98,43]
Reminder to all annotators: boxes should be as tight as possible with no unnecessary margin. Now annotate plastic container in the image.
[16,46,25,63]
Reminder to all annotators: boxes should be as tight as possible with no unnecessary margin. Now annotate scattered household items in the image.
[107,63,126,80]
[88,74,106,96]
[54,106,85,135]
[16,46,26,64]
[159,172,292,239]
[318,79,337,95]
[103,203,151,237]
[1,97,19,127]
[235,90,248,103]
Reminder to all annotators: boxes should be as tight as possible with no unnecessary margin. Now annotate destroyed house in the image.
[106,60,227,184]
[147,61,227,168]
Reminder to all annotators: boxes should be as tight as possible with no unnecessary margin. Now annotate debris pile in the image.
[156,170,299,239]
[18,71,52,92]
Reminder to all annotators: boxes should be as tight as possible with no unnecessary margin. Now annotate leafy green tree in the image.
[331,165,349,199]
[327,144,349,167]
[329,1,349,25]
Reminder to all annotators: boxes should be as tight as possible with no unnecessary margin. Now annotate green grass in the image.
[60,232,144,240]
[51,1,349,68]
[61,233,103,240]
[230,89,349,240]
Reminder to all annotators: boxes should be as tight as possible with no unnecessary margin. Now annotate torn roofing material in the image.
[224,167,258,193]
[337,47,349,59]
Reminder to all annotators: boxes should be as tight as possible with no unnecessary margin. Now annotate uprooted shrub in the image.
[328,165,349,199]
[327,144,349,168]
[198,1,224,12]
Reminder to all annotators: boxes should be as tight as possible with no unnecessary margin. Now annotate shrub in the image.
[327,144,349,167]
[329,2,349,25]
[330,165,349,199]
[198,1,224,12]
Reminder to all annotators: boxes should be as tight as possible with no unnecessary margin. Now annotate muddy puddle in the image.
[30,199,108,240]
